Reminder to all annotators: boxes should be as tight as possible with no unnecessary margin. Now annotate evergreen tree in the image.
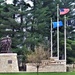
[30,0,75,63]
[0,0,29,54]
[0,0,75,64]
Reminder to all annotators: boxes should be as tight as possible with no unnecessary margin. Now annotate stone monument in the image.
[0,37,12,53]
[0,36,19,72]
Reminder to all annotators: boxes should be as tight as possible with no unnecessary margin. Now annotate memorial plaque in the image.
[8,60,12,64]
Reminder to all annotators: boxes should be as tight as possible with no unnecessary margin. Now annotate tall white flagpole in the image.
[57,4,59,59]
[64,15,66,61]
[51,18,53,58]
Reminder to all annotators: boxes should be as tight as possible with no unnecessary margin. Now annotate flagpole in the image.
[64,15,66,61]
[57,4,59,60]
[51,18,53,58]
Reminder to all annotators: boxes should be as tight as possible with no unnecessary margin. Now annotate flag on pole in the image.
[60,8,70,15]
[52,21,63,28]
[67,19,72,26]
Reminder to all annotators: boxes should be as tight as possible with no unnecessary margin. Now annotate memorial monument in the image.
[0,36,19,72]
[0,37,12,53]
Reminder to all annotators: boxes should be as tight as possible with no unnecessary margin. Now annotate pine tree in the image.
[0,0,75,64]
[30,0,75,63]
[0,0,29,54]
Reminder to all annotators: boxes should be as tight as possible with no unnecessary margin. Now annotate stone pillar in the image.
[0,53,19,72]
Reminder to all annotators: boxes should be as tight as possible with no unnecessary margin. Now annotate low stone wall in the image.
[0,53,19,72]
[26,60,66,72]
[66,64,74,72]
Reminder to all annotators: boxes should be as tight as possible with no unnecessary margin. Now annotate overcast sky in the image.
[6,0,13,4]
[6,0,33,6]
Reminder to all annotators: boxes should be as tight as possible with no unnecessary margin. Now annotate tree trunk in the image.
[37,65,39,75]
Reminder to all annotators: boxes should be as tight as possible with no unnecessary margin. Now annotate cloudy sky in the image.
[6,0,13,4]
[6,0,33,6]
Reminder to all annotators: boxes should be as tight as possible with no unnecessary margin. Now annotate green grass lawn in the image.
[0,72,75,75]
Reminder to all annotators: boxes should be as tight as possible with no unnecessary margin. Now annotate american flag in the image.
[60,8,70,15]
